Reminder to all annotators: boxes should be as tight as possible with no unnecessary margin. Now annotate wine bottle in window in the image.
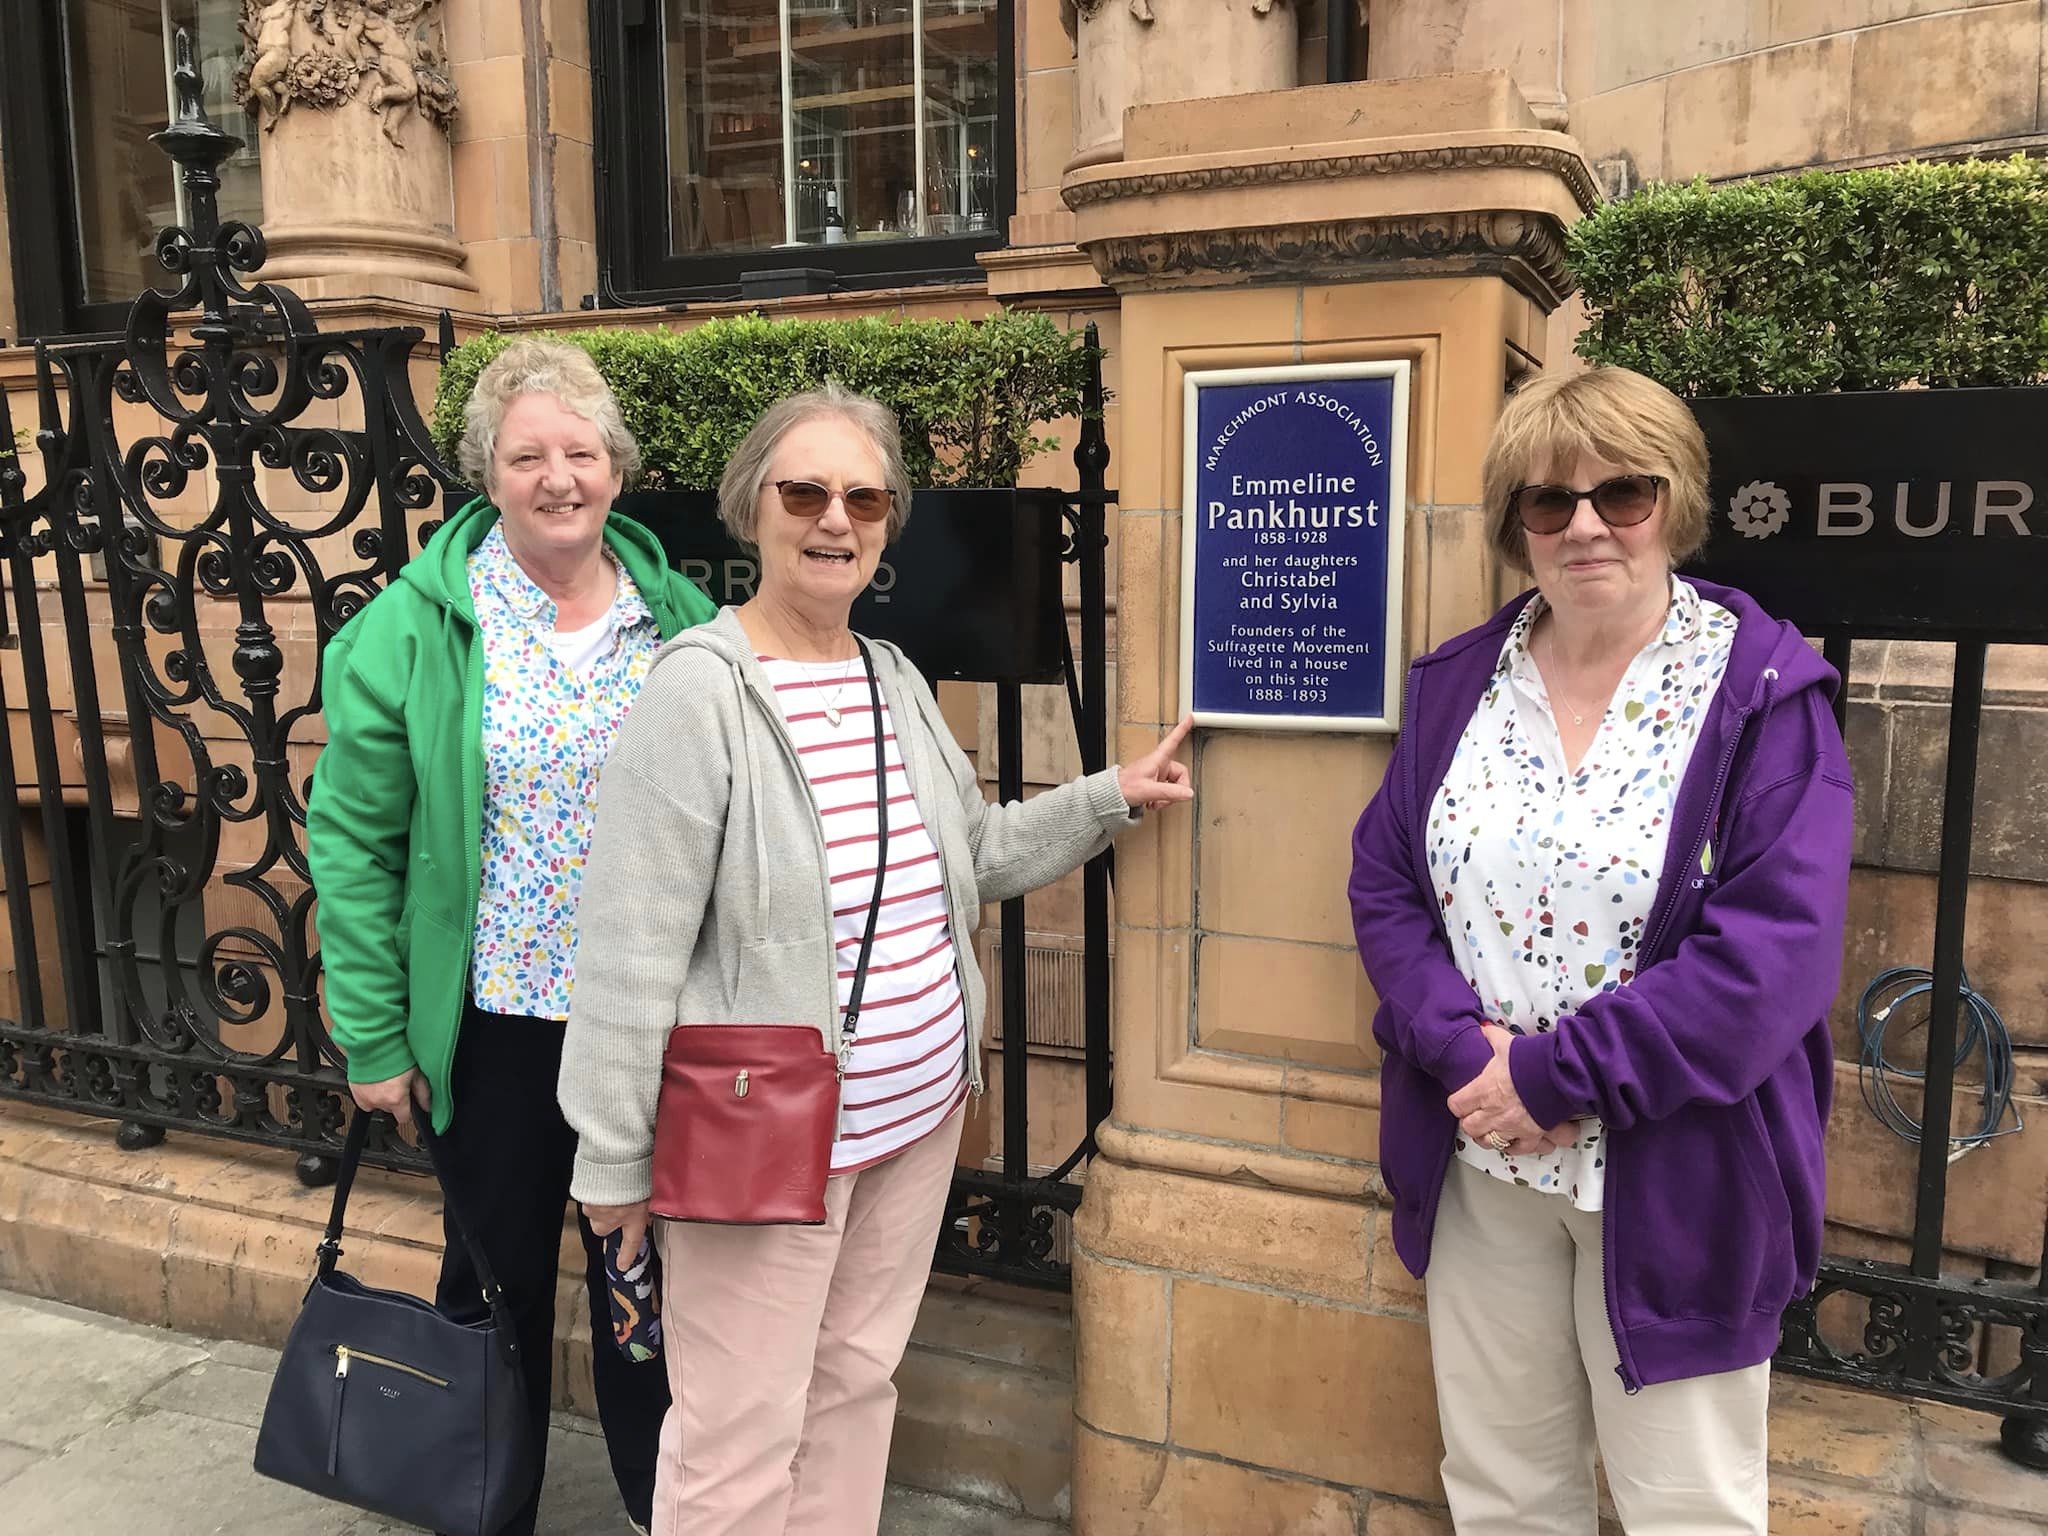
[823,187,848,245]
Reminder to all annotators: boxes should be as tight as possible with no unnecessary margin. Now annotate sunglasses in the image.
[1508,473,1665,536]
[770,479,895,523]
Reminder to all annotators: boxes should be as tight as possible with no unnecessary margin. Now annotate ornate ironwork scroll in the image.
[0,45,1121,1287]
[0,34,456,1178]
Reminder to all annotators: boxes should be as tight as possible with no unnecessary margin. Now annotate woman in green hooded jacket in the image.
[306,338,715,1536]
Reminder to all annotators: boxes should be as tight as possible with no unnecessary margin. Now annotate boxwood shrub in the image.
[430,310,1096,489]
[1568,157,2048,396]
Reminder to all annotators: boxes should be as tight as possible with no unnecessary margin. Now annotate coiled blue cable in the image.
[1856,964,2021,1149]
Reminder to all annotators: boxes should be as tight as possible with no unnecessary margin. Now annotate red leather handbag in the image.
[648,640,890,1226]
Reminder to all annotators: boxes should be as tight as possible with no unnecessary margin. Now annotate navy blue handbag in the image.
[254,1109,536,1535]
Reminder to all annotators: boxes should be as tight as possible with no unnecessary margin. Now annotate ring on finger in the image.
[1485,1131,1510,1153]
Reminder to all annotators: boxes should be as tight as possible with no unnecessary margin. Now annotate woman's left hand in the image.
[583,1200,650,1263]
[1117,716,1196,811]
[1447,1025,1548,1150]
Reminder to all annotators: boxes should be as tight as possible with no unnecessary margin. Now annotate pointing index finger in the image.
[1157,714,1195,758]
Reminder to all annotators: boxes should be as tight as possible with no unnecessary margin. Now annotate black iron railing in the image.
[0,35,1113,1290]
[1771,635,2048,1465]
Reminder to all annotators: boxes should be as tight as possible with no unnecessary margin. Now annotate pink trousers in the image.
[650,1108,965,1536]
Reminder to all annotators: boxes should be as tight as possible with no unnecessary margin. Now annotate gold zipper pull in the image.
[335,1347,350,1379]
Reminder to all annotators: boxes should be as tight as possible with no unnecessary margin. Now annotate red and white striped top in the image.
[761,655,970,1173]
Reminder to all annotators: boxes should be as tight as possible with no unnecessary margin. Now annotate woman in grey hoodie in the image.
[559,382,1193,1536]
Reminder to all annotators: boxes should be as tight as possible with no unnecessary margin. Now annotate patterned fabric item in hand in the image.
[602,1228,663,1362]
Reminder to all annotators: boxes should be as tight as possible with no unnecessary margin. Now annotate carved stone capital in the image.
[1064,140,1603,222]
[1091,211,1576,307]
[1063,77,1599,309]
[236,0,458,146]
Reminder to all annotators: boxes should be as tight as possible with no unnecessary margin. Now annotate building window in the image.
[65,0,265,305]
[597,0,1014,305]
[2,0,264,338]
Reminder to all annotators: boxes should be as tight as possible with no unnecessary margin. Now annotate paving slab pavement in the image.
[0,1289,1062,1536]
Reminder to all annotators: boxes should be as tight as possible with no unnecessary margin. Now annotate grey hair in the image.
[458,338,642,493]
[716,382,913,549]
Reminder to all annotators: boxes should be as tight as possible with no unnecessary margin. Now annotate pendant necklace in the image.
[1542,632,1600,728]
[816,651,860,728]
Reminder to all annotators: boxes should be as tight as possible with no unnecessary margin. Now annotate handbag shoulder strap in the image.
[837,638,890,1074]
[316,1108,521,1356]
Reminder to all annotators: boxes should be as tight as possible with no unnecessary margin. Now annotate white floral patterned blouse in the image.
[468,524,661,1020]
[1426,577,1736,1210]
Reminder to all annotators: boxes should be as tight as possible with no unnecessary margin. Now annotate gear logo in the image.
[1728,480,1791,540]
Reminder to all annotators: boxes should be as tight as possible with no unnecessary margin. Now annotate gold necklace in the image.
[1541,631,1604,728]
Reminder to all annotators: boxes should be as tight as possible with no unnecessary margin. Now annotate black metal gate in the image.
[0,41,1111,1290]
[1690,389,2048,1463]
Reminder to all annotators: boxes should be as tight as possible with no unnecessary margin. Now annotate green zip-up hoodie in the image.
[305,495,718,1132]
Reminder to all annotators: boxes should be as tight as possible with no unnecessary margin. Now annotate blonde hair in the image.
[458,338,641,493]
[1482,367,1710,571]
[715,382,914,549]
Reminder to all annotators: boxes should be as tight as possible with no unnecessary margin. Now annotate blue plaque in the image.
[1180,362,1410,732]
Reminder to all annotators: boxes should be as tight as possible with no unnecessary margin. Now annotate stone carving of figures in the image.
[243,0,299,125]
[357,0,424,146]
[236,0,457,141]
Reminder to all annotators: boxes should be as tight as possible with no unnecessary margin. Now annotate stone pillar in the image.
[1064,0,1301,170]
[237,0,477,305]
[1062,73,1595,1530]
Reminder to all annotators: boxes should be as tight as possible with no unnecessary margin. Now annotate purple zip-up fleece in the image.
[1349,577,1853,1390]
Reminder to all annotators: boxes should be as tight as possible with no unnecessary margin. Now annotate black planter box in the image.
[1685,387,2048,642]
[616,485,1068,684]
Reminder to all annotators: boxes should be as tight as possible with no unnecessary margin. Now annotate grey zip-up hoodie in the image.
[561,607,1135,1207]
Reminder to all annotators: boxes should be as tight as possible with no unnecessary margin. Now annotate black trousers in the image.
[433,999,669,1536]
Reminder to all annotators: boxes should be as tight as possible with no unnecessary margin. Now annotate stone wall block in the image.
[1844,4,2043,160]
[1363,1501,1455,1536]
[1883,702,2048,882]
[1769,1378,1919,1491]
[1075,1156,1371,1303]
[1578,0,1763,93]
[1196,932,1380,1071]
[1561,76,1670,184]
[1284,1097,1381,1166]
[1422,504,1501,651]
[1026,66,1079,197]
[1116,513,1178,728]
[1196,732,1384,947]
[1072,1425,1362,1535]
[1834,867,2048,1055]
[1073,1259,1170,1441]
[1823,1058,2048,1263]
[1365,0,1567,123]
[1663,35,1855,181]
[1169,1278,1443,1500]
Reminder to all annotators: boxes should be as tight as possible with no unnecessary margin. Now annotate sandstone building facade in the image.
[4,3,2048,1531]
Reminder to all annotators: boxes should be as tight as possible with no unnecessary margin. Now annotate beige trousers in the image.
[1426,1160,1770,1535]
[650,1108,965,1536]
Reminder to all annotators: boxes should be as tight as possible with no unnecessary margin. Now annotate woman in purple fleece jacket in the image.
[1349,366,1852,1534]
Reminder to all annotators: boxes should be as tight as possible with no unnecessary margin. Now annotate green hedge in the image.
[430,311,1095,489]
[1568,157,2048,396]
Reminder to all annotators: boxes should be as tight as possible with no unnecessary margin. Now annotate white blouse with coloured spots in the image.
[1426,577,1736,1210]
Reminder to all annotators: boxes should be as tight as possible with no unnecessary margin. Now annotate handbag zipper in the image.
[334,1344,451,1387]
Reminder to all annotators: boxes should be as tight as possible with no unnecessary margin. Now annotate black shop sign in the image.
[1685,388,2048,641]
